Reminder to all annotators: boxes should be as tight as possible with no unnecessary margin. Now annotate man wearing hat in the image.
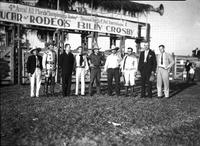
[42,41,57,96]
[88,44,104,96]
[157,44,174,98]
[27,46,43,98]
[104,45,122,96]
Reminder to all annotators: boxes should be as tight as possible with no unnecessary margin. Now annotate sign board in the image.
[0,2,138,37]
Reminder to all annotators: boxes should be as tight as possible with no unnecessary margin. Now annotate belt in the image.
[47,61,55,64]
[108,67,119,69]
[76,66,85,68]
[124,68,135,70]
[158,66,167,69]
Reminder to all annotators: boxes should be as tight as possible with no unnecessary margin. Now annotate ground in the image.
[1,81,200,146]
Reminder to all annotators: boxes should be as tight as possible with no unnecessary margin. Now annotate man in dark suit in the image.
[27,47,43,98]
[138,42,157,98]
[59,43,75,97]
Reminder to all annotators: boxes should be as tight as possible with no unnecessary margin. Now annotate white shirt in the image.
[144,50,149,62]
[104,53,122,71]
[121,55,138,71]
[75,54,89,70]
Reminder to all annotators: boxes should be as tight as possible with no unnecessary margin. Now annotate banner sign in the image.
[0,2,138,37]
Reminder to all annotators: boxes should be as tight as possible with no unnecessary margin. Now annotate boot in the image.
[96,87,101,95]
[131,86,137,97]
[125,86,129,97]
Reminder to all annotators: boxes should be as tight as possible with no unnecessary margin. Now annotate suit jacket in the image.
[157,52,174,70]
[27,55,43,74]
[185,62,192,72]
[59,52,75,75]
[138,49,157,74]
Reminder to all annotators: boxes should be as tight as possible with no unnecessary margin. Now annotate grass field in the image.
[1,81,200,146]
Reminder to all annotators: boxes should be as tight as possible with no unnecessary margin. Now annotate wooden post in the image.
[119,36,125,56]
[17,24,22,85]
[56,29,60,83]
[10,25,15,84]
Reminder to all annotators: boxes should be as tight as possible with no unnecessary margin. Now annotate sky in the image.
[137,0,200,55]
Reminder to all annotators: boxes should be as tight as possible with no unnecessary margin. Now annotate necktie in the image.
[123,56,128,70]
[161,53,163,65]
[79,54,83,66]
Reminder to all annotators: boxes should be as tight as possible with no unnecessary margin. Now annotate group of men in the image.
[27,41,174,99]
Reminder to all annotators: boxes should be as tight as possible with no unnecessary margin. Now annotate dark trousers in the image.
[107,68,120,96]
[89,68,101,95]
[62,73,72,96]
[140,71,152,98]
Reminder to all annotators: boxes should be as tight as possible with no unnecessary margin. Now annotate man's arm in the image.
[167,53,175,69]
[42,53,47,71]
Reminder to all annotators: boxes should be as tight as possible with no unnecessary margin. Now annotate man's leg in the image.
[162,69,169,98]
[146,73,152,98]
[51,76,55,96]
[124,70,129,96]
[114,68,120,96]
[130,70,136,97]
[107,69,113,96]
[66,75,72,96]
[62,74,66,96]
[96,69,101,95]
[157,68,163,97]
[140,72,146,98]
[30,72,35,97]
[35,68,42,97]
[80,68,85,95]
[89,69,96,96]
[75,68,81,95]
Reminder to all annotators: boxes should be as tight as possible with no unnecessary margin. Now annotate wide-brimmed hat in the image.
[29,46,41,54]
[89,43,101,50]
[108,45,119,51]
[45,41,54,47]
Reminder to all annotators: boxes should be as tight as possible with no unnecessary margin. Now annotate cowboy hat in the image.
[89,43,101,50]
[108,45,119,51]
[45,40,54,47]
[29,46,41,54]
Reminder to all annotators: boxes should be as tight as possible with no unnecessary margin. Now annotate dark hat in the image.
[109,45,119,51]
[45,40,54,47]
[29,46,41,54]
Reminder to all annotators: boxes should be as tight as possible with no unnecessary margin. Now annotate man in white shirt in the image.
[121,47,138,97]
[157,45,174,98]
[104,45,122,96]
[75,46,89,96]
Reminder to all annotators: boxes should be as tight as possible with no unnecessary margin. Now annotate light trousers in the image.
[157,67,169,97]
[30,68,42,97]
[123,69,136,86]
[75,67,86,95]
